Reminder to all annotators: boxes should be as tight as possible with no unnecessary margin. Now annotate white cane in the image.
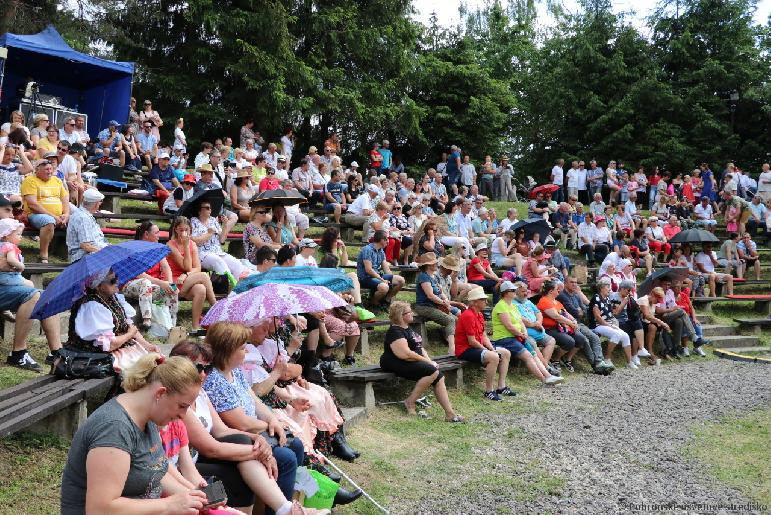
[320,453,390,514]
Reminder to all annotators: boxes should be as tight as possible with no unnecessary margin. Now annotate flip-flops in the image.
[446,415,465,423]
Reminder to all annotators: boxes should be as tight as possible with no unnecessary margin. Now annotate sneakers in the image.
[632,355,641,366]
[544,375,564,385]
[626,361,639,370]
[484,390,503,401]
[546,364,561,377]
[594,361,613,375]
[496,386,517,397]
[637,347,651,358]
[560,359,575,373]
[693,347,707,357]
[602,359,615,370]
[6,351,41,372]
[681,347,690,357]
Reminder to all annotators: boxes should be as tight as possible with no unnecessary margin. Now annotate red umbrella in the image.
[529,184,560,199]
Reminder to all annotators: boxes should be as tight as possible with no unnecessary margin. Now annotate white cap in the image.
[158,151,171,159]
[83,189,105,202]
[350,161,359,167]
[367,184,379,193]
[475,242,488,253]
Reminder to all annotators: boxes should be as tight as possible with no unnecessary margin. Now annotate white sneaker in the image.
[682,347,691,357]
[655,358,662,366]
[603,359,615,370]
[544,375,564,385]
[632,355,641,366]
[626,362,639,370]
[637,347,651,358]
[694,347,706,357]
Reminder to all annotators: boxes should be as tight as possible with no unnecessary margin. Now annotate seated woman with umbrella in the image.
[68,268,160,372]
[191,199,247,283]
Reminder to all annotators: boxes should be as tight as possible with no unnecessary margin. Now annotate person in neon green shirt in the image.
[490,281,563,385]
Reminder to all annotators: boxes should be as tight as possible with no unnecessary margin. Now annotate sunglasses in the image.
[196,363,214,374]
[200,205,212,210]
[256,210,269,215]
[144,125,152,128]
[57,147,67,152]
[107,277,118,285]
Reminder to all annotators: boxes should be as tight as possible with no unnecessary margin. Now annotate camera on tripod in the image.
[24,81,40,98]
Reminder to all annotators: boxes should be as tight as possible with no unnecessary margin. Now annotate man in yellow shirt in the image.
[21,160,69,263]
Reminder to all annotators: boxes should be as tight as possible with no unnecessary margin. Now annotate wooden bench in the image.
[357,316,427,354]
[328,354,466,410]
[94,212,173,223]
[0,375,114,439]
[733,318,771,335]
[22,262,67,288]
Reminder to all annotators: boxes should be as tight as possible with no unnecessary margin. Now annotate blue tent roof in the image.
[0,25,133,75]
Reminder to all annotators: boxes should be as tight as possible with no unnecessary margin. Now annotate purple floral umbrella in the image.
[201,283,347,327]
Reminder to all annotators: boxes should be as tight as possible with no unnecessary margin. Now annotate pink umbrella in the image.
[201,283,347,327]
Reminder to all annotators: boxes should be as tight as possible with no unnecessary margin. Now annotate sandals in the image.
[446,415,465,423]
[40,257,49,264]
[402,401,429,419]
[320,339,345,350]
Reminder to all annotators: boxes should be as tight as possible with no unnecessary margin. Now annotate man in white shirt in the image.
[193,142,212,169]
[345,184,379,230]
[454,200,474,239]
[576,160,588,204]
[566,161,580,199]
[747,195,767,236]
[499,207,519,232]
[262,143,278,170]
[577,212,599,265]
[551,158,564,203]
[693,196,717,231]
[757,163,771,202]
[694,243,733,296]
[460,155,476,188]
[58,116,80,145]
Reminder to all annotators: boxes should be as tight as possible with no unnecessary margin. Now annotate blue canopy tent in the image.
[0,25,134,138]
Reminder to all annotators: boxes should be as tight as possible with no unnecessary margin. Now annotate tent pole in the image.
[0,47,7,104]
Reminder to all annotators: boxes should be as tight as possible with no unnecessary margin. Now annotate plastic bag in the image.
[304,468,340,510]
[149,303,173,338]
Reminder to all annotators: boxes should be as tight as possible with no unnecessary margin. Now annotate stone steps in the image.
[341,407,367,429]
[715,346,771,355]
[706,335,761,348]
[700,324,736,337]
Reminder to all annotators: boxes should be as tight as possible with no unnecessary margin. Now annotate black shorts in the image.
[195,433,255,507]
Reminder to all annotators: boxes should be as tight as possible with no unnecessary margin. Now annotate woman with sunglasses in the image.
[167,216,217,329]
[29,114,50,146]
[389,202,414,265]
[170,340,330,515]
[66,268,160,373]
[244,205,280,264]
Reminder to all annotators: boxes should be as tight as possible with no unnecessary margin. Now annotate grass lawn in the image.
[686,407,771,507]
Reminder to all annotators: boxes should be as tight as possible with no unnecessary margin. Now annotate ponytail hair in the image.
[122,353,201,393]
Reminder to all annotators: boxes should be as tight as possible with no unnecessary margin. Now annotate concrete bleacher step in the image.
[707,335,761,348]
[700,324,735,337]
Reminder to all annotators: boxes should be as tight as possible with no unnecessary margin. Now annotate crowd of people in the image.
[1,106,769,513]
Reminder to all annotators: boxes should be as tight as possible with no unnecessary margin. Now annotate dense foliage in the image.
[2,0,769,175]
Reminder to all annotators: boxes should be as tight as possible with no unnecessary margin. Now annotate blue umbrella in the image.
[233,266,354,294]
[31,241,170,320]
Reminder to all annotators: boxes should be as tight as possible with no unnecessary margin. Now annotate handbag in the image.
[53,347,115,379]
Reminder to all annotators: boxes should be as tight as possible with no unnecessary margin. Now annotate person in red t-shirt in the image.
[454,287,512,401]
[672,282,709,354]
[258,169,281,192]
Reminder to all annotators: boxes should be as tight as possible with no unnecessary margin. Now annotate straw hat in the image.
[236,169,252,178]
[466,287,487,301]
[439,255,461,272]
[416,252,438,267]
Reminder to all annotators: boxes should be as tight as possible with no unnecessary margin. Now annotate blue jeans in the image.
[272,437,305,501]
[29,213,56,228]
[648,187,657,210]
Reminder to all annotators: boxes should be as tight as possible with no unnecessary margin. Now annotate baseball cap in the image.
[350,161,359,167]
[182,174,197,184]
[108,120,120,126]
[500,280,518,293]
[299,238,318,249]
[159,152,171,159]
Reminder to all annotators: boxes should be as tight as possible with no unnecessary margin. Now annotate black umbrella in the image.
[511,218,551,243]
[637,266,690,297]
[249,188,307,207]
[176,188,225,219]
[667,228,720,244]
